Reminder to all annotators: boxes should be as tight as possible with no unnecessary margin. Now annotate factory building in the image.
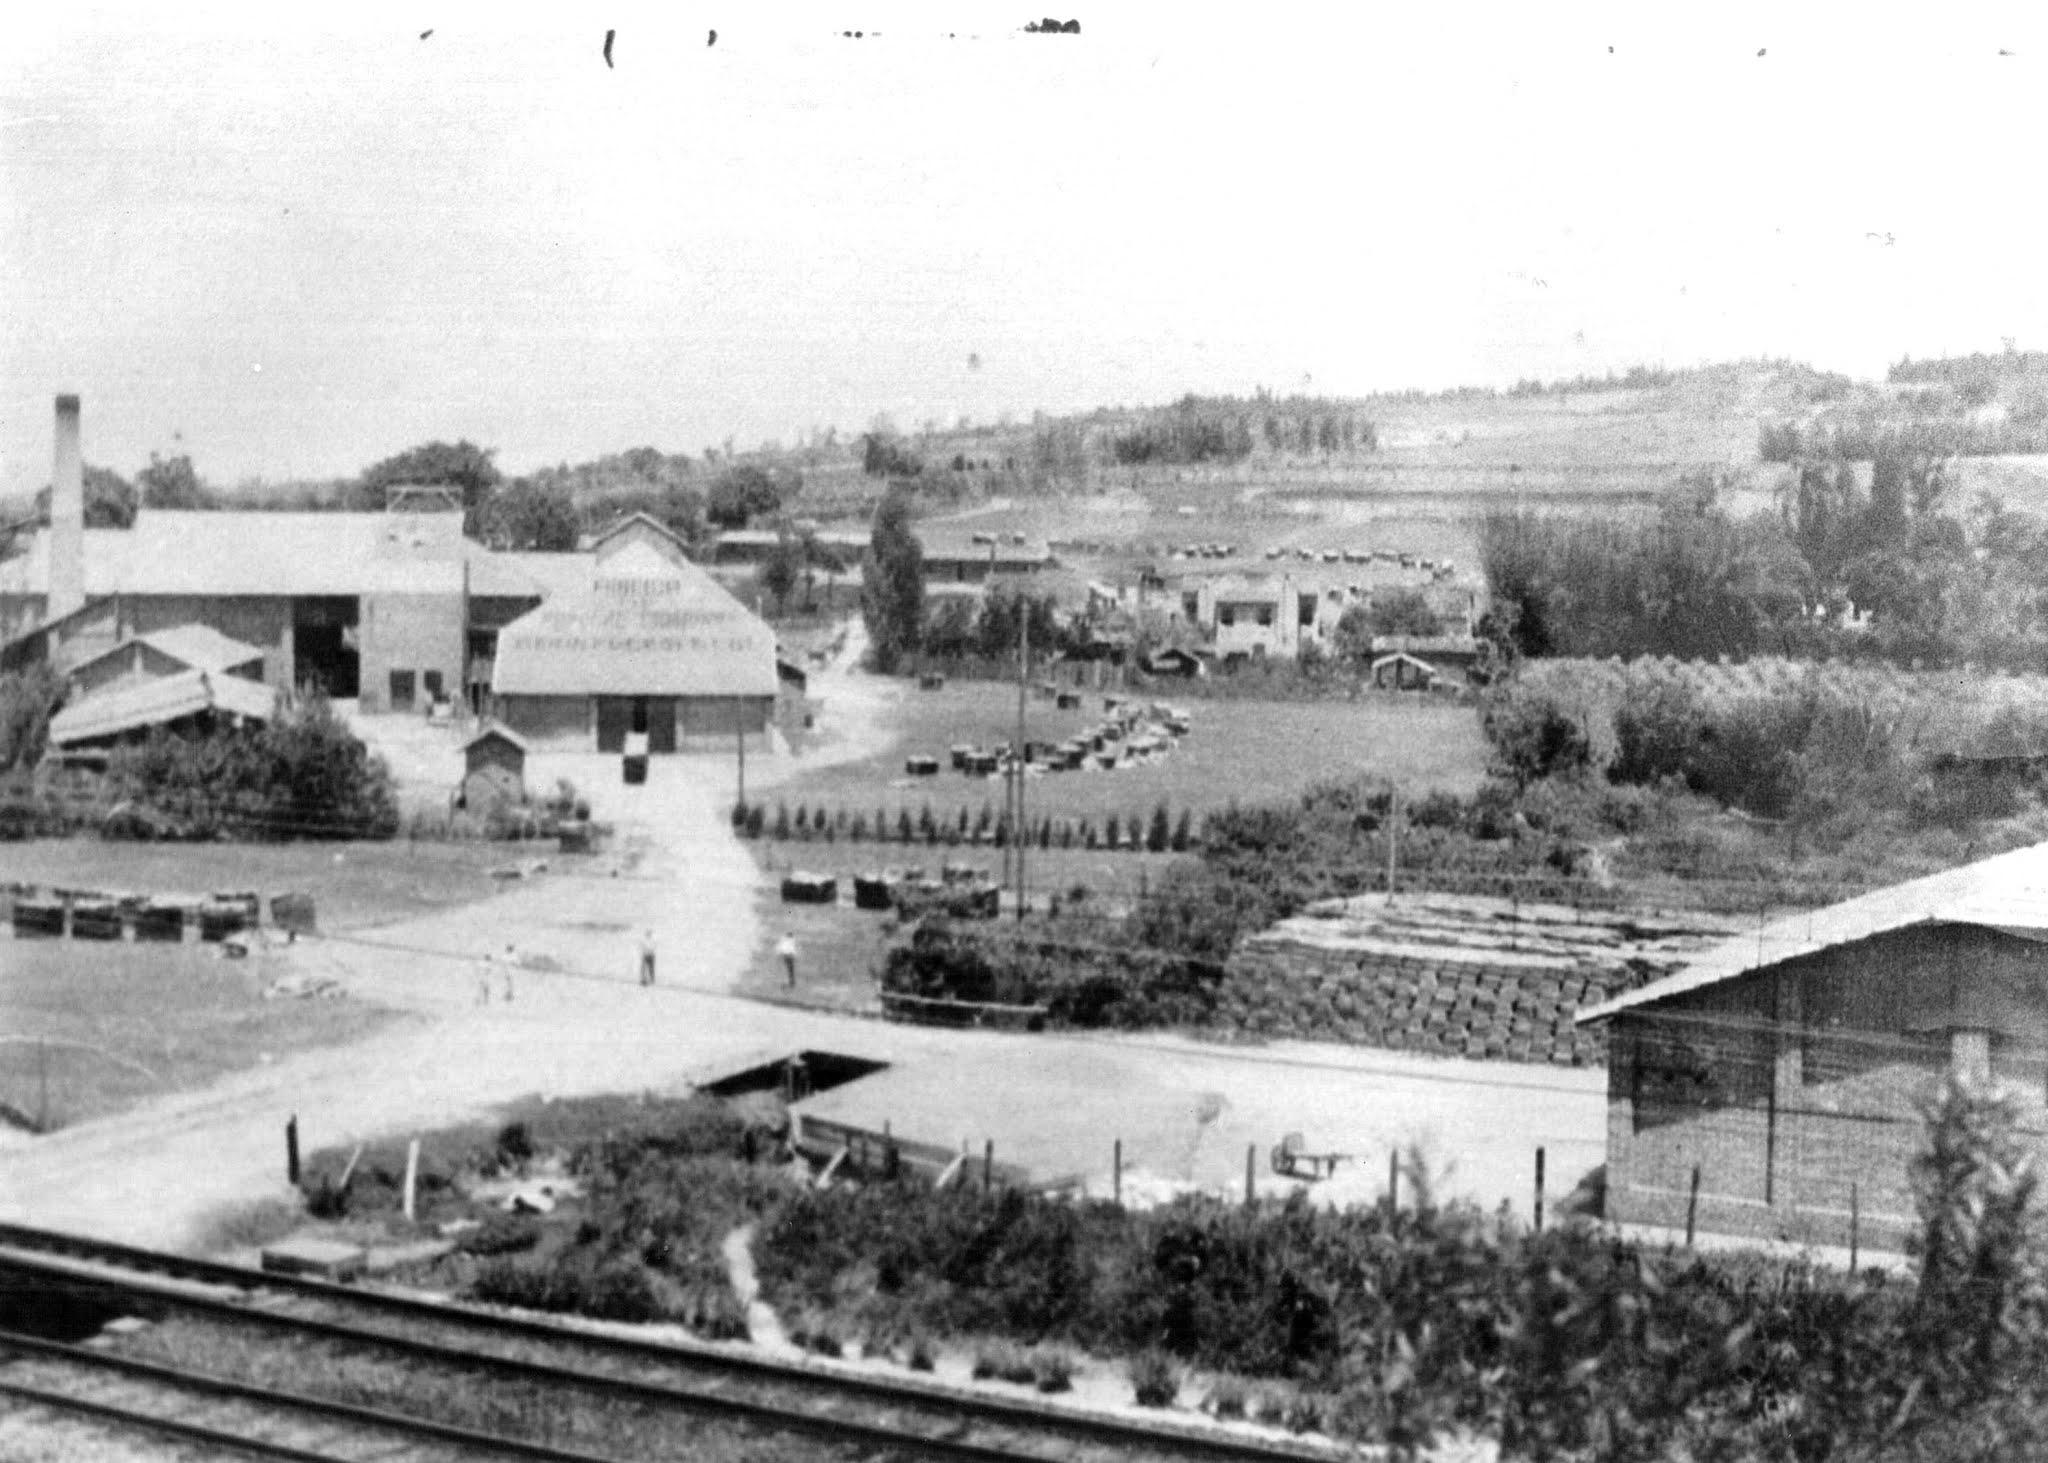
[0,396,780,752]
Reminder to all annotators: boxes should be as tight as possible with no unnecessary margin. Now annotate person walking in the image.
[477,950,492,1007]
[501,943,517,1004]
[638,928,657,987]
[777,931,798,989]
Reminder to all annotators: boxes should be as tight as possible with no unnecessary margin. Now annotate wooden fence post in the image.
[1113,1138,1122,1206]
[983,1139,994,1193]
[1534,1146,1546,1233]
[1849,1183,1860,1274]
[1245,1143,1256,1207]
[1685,1166,1702,1248]
[286,1115,300,1187]
[402,1138,420,1223]
[1389,1149,1400,1213]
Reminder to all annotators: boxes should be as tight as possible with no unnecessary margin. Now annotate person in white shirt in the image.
[777,931,798,988]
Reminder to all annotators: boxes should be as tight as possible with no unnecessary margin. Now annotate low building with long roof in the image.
[1578,842,2048,1251]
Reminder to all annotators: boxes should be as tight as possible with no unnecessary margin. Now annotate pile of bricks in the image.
[1218,894,1736,1067]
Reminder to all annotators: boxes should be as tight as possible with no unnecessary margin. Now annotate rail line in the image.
[0,1221,1338,1463]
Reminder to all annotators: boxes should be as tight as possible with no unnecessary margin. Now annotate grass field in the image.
[763,681,1489,837]
[1,838,516,931]
[0,940,397,1131]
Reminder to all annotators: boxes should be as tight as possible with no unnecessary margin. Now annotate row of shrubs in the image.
[1485,670,2048,829]
[732,799,1196,853]
[880,918,1227,1026]
[751,1078,2048,1460]
[443,1082,2048,1457]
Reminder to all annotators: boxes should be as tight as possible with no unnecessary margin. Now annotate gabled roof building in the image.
[2,398,781,753]
[1578,842,2048,1251]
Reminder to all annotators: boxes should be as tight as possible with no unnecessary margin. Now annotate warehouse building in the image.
[490,515,780,750]
[1,396,780,753]
[1578,843,2048,1251]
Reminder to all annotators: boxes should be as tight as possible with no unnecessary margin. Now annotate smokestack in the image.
[49,394,85,620]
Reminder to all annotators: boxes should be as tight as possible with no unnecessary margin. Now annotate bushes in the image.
[106,689,398,840]
[746,798,1194,855]
[460,1211,542,1256]
[0,666,64,772]
[1129,1350,1180,1407]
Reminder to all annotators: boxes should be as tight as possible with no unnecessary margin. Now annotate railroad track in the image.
[0,1221,1337,1463]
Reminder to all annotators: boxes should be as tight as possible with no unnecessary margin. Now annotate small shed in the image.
[1370,651,1441,691]
[1139,647,1204,679]
[462,722,530,808]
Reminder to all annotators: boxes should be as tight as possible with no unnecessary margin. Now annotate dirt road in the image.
[0,650,1606,1251]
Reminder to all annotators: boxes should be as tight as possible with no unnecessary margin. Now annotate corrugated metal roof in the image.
[63,624,266,678]
[1576,839,2048,1024]
[49,669,276,746]
[491,539,778,698]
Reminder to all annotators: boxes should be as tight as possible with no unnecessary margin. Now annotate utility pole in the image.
[736,717,746,810]
[1016,601,1029,922]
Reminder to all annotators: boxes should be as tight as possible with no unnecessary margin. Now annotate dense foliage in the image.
[1487,658,2048,830]
[31,462,138,528]
[752,1078,2048,1460]
[1480,458,2048,671]
[354,439,502,524]
[705,464,788,529]
[457,1079,2048,1459]
[0,666,64,772]
[107,689,400,839]
[476,476,579,550]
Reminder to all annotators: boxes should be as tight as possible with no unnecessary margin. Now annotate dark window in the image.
[423,670,444,702]
[1256,606,1274,627]
[389,669,415,711]
[1219,607,1236,627]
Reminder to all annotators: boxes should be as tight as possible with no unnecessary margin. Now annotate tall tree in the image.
[137,452,212,511]
[759,534,803,616]
[34,464,136,528]
[480,478,579,551]
[355,440,502,522]
[706,466,782,529]
[861,488,925,673]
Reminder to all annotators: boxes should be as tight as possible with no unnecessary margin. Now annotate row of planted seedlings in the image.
[731,799,1198,853]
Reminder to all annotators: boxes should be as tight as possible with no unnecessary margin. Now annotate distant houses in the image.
[1578,842,2048,1251]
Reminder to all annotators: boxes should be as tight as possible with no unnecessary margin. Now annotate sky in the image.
[4,2,2047,497]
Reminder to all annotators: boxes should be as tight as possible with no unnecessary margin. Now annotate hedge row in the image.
[733,799,1194,853]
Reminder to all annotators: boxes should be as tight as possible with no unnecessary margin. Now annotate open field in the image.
[760,681,1489,833]
[0,940,397,1131]
[0,838,515,931]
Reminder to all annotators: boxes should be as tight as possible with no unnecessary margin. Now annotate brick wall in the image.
[1605,931,2048,1249]
[359,592,464,713]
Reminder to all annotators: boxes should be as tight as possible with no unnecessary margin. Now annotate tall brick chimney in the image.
[49,393,85,621]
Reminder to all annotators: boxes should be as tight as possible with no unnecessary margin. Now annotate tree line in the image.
[1477,455,2048,671]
